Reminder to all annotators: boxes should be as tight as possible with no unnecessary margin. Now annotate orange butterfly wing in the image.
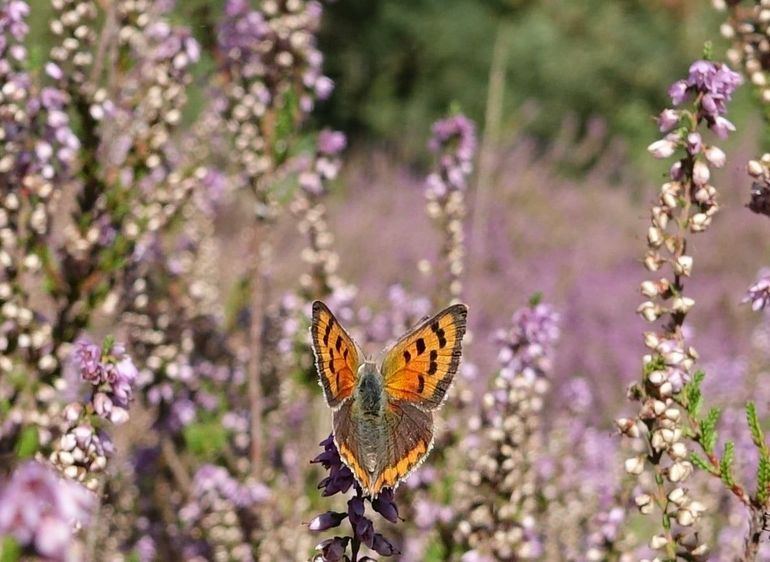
[311,301,360,408]
[381,303,468,410]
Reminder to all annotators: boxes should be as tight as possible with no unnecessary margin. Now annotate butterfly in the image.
[310,300,468,497]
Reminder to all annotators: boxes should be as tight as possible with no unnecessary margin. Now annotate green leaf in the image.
[746,401,766,452]
[102,335,115,356]
[528,292,543,306]
[720,441,735,487]
[689,452,710,472]
[758,452,770,505]
[700,407,721,454]
[683,370,705,418]
[182,421,229,458]
[0,536,21,562]
[15,426,39,459]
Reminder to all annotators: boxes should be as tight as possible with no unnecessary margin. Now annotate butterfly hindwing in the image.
[333,399,372,491]
[381,303,468,410]
[372,400,434,494]
[311,301,360,408]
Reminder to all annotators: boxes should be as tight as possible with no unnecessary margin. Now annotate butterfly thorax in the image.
[355,362,384,418]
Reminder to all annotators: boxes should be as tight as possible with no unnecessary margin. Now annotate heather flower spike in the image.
[621,56,750,559]
[310,436,400,561]
[455,299,559,559]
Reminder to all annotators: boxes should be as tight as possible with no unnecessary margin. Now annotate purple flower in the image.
[665,60,742,139]
[742,268,770,311]
[309,436,400,560]
[0,461,94,560]
[318,129,347,156]
[424,112,477,241]
[311,435,355,496]
[496,301,560,379]
[429,114,477,162]
[73,337,138,424]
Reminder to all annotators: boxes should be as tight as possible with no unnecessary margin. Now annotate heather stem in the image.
[470,21,508,267]
[248,226,269,478]
[743,506,764,562]
[351,536,361,562]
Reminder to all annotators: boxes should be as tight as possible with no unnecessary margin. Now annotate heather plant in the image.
[7,1,770,562]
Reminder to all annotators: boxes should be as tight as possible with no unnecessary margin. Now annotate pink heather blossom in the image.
[0,461,94,560]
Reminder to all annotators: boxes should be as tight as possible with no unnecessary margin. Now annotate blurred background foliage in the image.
[27,0,743,175]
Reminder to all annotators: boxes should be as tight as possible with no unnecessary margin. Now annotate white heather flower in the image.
[704,145,726,167]
[748,159,764,178]
[692,160,710,186]
[637,301,662,322]
[625,456,645,475]
[674,255,693,277]
[648,138,677,159]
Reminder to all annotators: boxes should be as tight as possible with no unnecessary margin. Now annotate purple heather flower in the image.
[318,129,347,156]
[309,436,400,560]
[496,301,560,379]
[665,60,742,139]
[311,435,355,496]
[668,80,688,105]
[73,338,138,424]
[657,108,679,132]
[0,461,94,560]
[743,268,770,311]
[429,114,477,160]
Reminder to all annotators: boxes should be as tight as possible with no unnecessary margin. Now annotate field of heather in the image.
[6,1,770,561]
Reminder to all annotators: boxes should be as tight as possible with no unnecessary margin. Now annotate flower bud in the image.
[637,301,662,322]
[648,139,677,159]
[704,145,726,167]
[308,511,348,531]
[648,370,666,386]
[669,441,687,460]
[748,160,764,178]
[676,508,695,527]
[668,461,692,483]
[625,456,645,475]
[650,534,668,550]
[668,487,686,504]
[634,493,652,510]
[641,280,659,298]
[647,226,663,247]
[672,296,695,314]
[643,332,660,349]
[674,255,693,277]
[690,213,710,232]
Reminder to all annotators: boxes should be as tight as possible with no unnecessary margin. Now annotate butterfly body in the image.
[311,300,467,497]
[355,362,385,418]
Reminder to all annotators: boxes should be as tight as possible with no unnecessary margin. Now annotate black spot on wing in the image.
[416,338,426,356]
[417,374,425,394]
[403,350,411,363]
[323,318,334,346]
[427,361,438,375]
[431,320,447,348]
[335,335,342,353]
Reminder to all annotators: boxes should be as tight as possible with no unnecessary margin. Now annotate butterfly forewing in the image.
[381,303,468,410]
[311,301,360,408]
